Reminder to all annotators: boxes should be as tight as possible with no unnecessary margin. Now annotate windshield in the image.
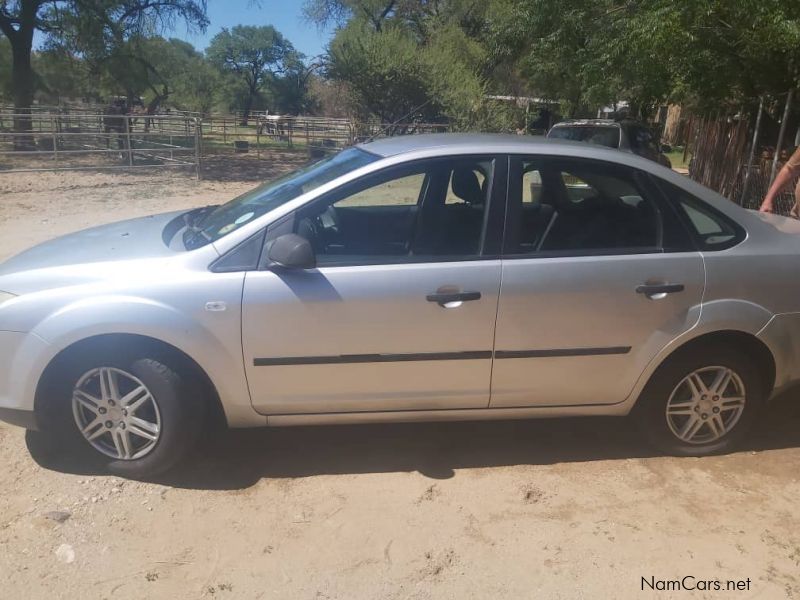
[548,125,621,149]
[184,147,379,249]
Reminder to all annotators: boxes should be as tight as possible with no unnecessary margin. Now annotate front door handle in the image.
[426,291,482,306]
[636,283,685,296]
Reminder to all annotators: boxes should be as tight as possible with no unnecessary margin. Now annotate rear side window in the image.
[658,181,744,250]
[506,157,662,255]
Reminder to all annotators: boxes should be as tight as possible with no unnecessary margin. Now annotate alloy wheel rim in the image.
[71,367,161,460]
[665,366,746,445]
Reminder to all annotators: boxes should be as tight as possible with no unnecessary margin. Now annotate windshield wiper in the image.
[182,205,217,250]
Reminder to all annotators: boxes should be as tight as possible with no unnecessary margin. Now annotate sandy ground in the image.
[1,155,800,599]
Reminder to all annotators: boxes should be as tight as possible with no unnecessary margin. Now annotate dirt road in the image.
[1,156,800,599]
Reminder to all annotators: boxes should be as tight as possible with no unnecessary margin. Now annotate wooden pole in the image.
[125,115,134,166]
[52,114,58,164]
[770,89,794,185]
[194,118,202,180]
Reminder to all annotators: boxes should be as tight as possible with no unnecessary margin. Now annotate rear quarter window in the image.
[658,180,745,250]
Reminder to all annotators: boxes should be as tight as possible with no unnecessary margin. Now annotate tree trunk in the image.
[5,2,38,149]
[241,90,255,126]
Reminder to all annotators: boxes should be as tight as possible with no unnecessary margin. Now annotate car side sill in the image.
[0,407,39,430]
[266,403,630,426]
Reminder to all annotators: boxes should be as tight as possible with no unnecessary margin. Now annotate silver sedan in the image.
[0,134,797,477]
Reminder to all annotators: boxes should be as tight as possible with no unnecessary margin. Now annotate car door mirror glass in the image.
[268,233,316,270]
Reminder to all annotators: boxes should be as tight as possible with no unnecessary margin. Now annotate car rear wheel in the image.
[41,351,205,478]
[636,344,765,455]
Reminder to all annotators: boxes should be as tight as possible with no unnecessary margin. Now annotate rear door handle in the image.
[426,291,482,306]
[636,283,685,295]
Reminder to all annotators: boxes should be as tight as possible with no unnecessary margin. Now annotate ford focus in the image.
[0,134,796,477]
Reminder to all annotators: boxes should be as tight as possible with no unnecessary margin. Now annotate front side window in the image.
[275,157,495,266]
[506,158,662,255]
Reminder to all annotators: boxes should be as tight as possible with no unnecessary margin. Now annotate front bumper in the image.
[0,330,50,430]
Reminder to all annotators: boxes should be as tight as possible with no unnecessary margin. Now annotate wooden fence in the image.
[686,114,800,215]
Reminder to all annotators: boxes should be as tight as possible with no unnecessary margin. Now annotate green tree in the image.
[316,0,513,128]
[267,57,320,115]
[493,0,800,118]
[34,47,91,103]
[328,22,432,122]
[0,0,207,141]
[207,25,299,124]
[96,37,220,117]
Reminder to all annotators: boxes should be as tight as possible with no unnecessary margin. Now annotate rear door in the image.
[491,155,705,407]
[241,155,506,415]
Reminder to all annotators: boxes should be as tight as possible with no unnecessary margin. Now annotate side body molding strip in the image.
[254,346,631,366]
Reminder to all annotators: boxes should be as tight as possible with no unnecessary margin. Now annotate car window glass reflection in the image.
[292,159,494,266]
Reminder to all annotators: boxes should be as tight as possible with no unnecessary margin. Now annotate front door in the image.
[242,155,505,415]
[491,156,705,407]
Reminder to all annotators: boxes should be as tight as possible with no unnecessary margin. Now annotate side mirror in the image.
[267,233,316,270]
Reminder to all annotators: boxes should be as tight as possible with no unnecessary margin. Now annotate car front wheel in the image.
[41,351,205,478]
[637,345,765,456]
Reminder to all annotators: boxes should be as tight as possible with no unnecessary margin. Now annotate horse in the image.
[102,100,131,160]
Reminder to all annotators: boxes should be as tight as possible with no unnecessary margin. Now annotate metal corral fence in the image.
[0,112,201,177]
[201,114,449,157]
[0,107,450,178]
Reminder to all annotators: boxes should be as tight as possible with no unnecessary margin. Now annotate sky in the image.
[175,0,334,58]
[31,1,334,57]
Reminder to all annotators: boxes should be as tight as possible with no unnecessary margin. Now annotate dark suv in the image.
[547,119,672,168]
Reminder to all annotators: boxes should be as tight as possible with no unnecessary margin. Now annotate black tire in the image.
[39,349,206,479]
[635,343,766,456]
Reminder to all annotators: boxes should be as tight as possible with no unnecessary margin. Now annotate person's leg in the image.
[792,179,800,218]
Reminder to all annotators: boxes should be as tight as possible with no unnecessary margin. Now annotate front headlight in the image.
[0,291,17,306]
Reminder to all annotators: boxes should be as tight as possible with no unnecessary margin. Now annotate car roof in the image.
[359,133,606,158]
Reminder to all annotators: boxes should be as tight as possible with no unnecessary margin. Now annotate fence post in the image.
[194,118,202,180]
[305,121,310,156]
[125,115,134,166]
[256,123,261,160]
[52,114,58,164]
[223,119,227,143]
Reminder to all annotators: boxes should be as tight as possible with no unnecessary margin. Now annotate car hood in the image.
[0,210,188,278]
